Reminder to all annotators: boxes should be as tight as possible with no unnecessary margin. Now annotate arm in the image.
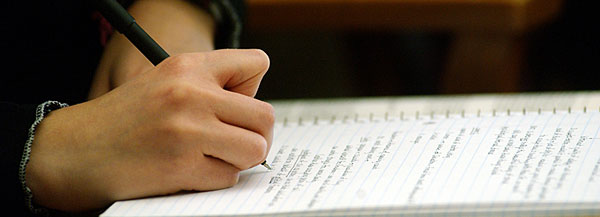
[24,0,275,213]
[26,50,273,212]
[89,0,216,98]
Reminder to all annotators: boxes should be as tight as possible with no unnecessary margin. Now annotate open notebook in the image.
[101,91,600,217]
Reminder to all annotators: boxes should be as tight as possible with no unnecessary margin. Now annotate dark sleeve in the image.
[210,0,246,48]
[0,102,37,217]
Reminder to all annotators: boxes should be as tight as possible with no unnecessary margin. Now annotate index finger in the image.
[204,49,270,97]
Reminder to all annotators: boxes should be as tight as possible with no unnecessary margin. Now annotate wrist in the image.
[20,101,68,214]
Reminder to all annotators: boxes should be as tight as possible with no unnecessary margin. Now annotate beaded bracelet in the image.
[19,101,69,216]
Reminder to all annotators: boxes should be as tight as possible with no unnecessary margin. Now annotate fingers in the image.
[213,90,274,148]
[145,49,273,191]
[186,49,274,168]
[155,49,269,97]
[203,49,270,97]
[201,119,269,170]
[183,156,241,191]
[190,90,273,170]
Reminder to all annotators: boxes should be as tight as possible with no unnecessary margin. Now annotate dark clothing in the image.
[1,2,101,216]
[0,103,37,216]
[1,2,102,105]
[0,1,244,216]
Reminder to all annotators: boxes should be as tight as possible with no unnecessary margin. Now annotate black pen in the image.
[94,0,272,170]
[94,0,169,65]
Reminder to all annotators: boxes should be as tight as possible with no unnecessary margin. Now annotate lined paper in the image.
[270,91,600,124]
[102,111,600,217]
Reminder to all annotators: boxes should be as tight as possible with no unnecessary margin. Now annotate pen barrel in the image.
[122,23,170,65]
[94,0,170,66]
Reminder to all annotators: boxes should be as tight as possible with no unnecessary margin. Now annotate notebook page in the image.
[271,91,600,124]
[101,111,600,217]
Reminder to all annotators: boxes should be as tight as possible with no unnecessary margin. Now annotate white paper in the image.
[102,111,600,217]
[269,91,600,125]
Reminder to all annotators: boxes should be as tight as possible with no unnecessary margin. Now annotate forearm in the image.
[89,0,216,99]
[128,0,215,52]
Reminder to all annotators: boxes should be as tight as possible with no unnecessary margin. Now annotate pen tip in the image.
[261,161,272,170]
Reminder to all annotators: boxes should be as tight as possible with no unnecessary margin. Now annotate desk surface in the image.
[246,0,563,32]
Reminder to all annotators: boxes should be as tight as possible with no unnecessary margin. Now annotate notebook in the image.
[101,91,600,217]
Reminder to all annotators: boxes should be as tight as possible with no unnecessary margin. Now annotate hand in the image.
[25,49,273,212]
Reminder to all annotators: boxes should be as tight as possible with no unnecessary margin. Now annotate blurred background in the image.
[238,0,598,101]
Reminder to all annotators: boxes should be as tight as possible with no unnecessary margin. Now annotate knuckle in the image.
[258,101,276,126]
[155,81,198,109]
[166,53,195,68]
[249,101,275,134]
[161,53,205,76]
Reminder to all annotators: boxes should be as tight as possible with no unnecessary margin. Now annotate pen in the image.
[94,0,169,65]
[94,0,272,170]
